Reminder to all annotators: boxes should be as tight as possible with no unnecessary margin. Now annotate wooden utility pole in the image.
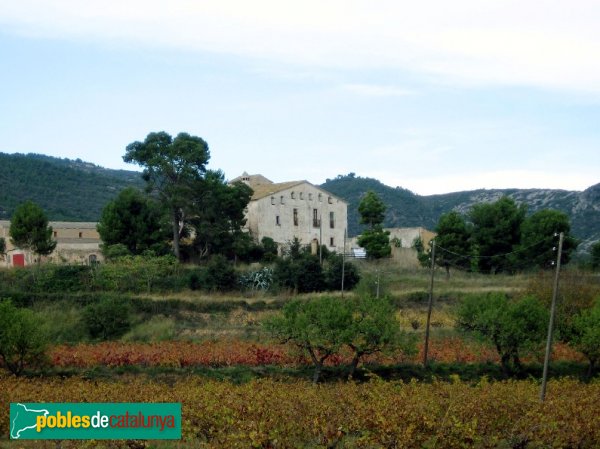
[423,239,436,367]
[540,232,564,401]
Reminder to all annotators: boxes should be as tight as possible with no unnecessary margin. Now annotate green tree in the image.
[412,236,432,268]
[358,190,386,227]
[260,237,278,262]
[469,197,526,273]
[9,200,57,262]
[0,299,48,375]
[189,170,253,260]
[97,187,170,256]
[343,295,416,377]
[357,228,391,259]
[518,209,577,269]
[123,131,210,260]
[434,211,472,276]
[265,296,351,382]
[570,300,600,377]
[101,243,131,260]
[590,241,600,270]
[0,237,5,260]
[456,293,548,374]
[357,191,391,259]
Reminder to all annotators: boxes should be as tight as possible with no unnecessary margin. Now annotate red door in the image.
[13,254,25,267]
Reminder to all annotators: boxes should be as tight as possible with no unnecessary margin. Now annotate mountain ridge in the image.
[0,153,598,250]
[321,174,600,250]
[0,152,144,221]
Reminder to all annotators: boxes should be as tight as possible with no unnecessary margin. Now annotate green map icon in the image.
[10,403,50,439]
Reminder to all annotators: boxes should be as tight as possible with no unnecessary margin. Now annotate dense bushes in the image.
[456,293,548,373]
[1,252,359,296]
[274,253,325,293]
[83,296,132,340]
[272,244,360,293]
[0,299,48,375]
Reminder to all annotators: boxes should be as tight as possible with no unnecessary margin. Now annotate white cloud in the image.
[339,84,415,98]
[2,0,600,92]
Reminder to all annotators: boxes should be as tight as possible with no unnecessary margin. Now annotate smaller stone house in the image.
[348,227,436,267]
[0,220,103,267]
[386,227,436,251]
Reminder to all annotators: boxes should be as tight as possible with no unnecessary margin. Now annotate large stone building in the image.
[0,221,102,267]
[231,172,348,254]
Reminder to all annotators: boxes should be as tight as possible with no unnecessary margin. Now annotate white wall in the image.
[247,183,348,253]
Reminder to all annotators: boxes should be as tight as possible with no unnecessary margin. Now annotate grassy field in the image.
[1,262,599,448]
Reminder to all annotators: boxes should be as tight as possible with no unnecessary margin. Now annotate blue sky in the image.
[1,1,599,195]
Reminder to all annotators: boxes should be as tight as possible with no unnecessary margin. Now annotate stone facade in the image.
[232,173,348,254]
[386,227,436,251]
[0,220,103,267]
[347,227,436,266]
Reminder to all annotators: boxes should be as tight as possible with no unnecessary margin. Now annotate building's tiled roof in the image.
[250,181,307,200]
[0,221,98,229]
[49,222,98,229]
[230,172,273,187]
[56,238,100,243]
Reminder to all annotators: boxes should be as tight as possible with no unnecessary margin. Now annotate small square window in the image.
[328,196,333,204]
[78,232,82,238]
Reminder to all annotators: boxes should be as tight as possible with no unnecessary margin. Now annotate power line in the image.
[434,235,556,260]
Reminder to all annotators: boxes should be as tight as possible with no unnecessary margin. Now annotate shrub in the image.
[35,302,87,344]
[265,294,416,381]
[343,294,416,376]
[265,296,350,382]
[323,254,360,291]
[94,255,180,293]
[36,265,92,292]
[571,299,600,376]
[274,253,324,293]
[122,315,177,342]
[83,296,132,340]
[261,237,278,263]
[0,299,48,375]
[238,267,274,292]
[205,255,237,291]
[524,270,600,341]
[456,293,548,374]
[189,270,203,291]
